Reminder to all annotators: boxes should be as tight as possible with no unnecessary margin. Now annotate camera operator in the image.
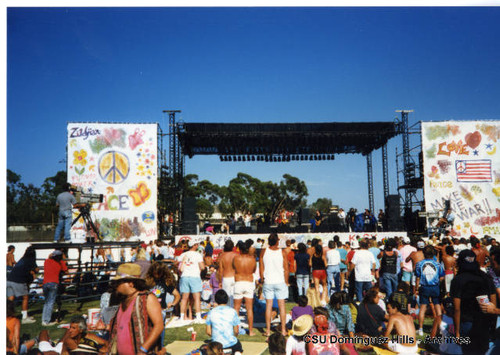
[54,183,76,243]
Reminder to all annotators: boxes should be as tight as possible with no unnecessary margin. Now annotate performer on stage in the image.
[54,183,76,243]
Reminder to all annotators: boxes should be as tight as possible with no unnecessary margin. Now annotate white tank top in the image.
[263,248,285,284]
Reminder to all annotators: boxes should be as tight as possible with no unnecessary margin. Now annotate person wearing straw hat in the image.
[108,263,164,355]
[285,314,313,355]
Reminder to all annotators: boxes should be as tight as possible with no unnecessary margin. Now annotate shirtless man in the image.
[471,236,489,271]
[7,245,16,271]
[233,240,257,336]
[441,245,456,296]
[384,300,418,354]
[405,240,425,294]
[218,239,237,307]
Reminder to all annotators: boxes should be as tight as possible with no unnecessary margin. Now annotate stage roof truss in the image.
[178,122,399,158]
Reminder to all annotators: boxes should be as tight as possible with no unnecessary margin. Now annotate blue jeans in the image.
[42,282,59,323]
[381,273,398,299]
[296,274,309,296]
[54,210,72,241]
[327,265,341,295]
[355,281,372,302]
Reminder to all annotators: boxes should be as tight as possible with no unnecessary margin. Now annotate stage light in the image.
[242,156,246,161]
[277,156,281,162]
[331,154,335,160]
[318,155,322,161]
[265,156,269,162]
[300,155,304,161]
[314,155,318,160]
[228,156,232,161]
[273,156,277,162]
[237,156,242,162]
[219,156,223,161]
[251,156,255,161]
[286,156,291,162]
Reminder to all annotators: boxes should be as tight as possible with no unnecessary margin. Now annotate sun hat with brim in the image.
[292,315,313,336]
[112,263,142,280]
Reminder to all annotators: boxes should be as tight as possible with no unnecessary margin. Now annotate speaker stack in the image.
[181,197,198,235]
[385,195,404,231]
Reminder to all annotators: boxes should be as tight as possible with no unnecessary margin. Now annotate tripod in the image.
[71,203,101,243]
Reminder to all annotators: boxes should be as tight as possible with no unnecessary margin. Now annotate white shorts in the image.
[234,281,256,300]
[388,341,418,354]
[222,277,235,297]
[445,273,454,293]
[38,341,63,353]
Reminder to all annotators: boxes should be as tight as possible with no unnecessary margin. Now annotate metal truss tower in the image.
[396,110,424,232]
[382,143,389,200]
[163,110,183,235]
[366,152,374,213]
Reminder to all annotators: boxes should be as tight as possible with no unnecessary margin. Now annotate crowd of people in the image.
[6,232,500,355]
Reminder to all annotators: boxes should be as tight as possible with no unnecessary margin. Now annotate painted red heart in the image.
[465,131,481,149]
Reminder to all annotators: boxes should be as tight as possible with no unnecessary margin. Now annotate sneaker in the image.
[193,318,205,324]
[42,321,57,327]
[417,328,423,336]
[22,316,36,324]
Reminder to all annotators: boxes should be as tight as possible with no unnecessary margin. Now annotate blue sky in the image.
[6,7,500,211]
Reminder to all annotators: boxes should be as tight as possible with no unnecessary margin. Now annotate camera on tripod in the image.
[72,186,104,204]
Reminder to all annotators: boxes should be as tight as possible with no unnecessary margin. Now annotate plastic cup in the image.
[476,295,489,305]
[191,331,197,341]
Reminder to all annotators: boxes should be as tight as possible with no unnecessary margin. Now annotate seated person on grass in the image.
[286,314,313,355]
[291,295,314,321]
[62,315,108,355]
[355,287,388,337]
[206,290,243,355]
[384,300,418,355]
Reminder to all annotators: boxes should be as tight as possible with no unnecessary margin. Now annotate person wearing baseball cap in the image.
[178,239,205,324]
[450,249,496,354]
[108,263,164,355]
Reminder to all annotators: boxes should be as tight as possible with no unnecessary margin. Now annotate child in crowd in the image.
[291,295,314,321]
[268,332,287,355]
[206,341,223,355]
[201,268,213,309]
[209,264,220,308]
[206,290,243,355]
[286,314,313,355]
[391,281,412,315]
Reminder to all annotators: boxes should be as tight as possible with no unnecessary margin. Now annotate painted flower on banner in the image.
[73,150,88,166]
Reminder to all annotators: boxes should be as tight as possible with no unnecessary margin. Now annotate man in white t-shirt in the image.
[178,240,205,323]
[350,240,376,302]
[326,240,341,295]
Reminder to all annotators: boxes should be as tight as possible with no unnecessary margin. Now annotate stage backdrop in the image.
[67,123,158,241]
[422,121,500,237]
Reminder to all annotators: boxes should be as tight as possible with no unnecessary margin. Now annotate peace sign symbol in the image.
[98,150,130,184]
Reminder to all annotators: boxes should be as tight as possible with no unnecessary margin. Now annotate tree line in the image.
[7,169,334,225]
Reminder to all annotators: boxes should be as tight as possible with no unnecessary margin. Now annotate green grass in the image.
[20,299,435,355]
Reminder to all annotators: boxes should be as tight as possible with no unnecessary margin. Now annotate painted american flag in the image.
[456,160,492,182]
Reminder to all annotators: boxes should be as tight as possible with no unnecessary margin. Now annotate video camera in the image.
[71,186,104,204]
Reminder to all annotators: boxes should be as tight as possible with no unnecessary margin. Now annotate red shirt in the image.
[43,258,68,284]
[347,250,355,263]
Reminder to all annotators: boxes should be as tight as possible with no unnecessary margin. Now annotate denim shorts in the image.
[179,276,202,294]
[419,285,440,305]
[263,282,288,300]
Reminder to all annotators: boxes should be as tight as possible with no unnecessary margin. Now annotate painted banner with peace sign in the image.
[67,122,158,242]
